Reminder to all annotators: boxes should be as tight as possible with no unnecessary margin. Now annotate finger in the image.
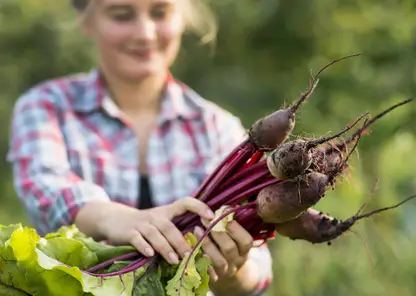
[129,231,155,257]
[169,197,215,221]
[138,225,180,265]
[152,219,191,258]
[195,226,229,277]
[202,219,240,265]
[208,266,218,283]
[226,221,254,256]
[203,254,219,283]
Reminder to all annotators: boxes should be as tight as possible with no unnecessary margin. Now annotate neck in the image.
[100,70,167,113]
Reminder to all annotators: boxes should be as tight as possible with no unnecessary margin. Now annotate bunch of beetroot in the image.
[82,54,415,292]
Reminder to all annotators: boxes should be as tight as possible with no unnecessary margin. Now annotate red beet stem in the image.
[221,160,268,190]
[214,177,281,208]
[177,171,276,230]
[85,256,152,277]
[207,170,271,208]
[86,251,140,273]
[193,139,251,199]
[199,144,256,203]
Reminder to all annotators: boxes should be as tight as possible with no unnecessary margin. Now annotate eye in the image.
[107,6,135,22]
[111,11,134,22]
[150,5,173,20]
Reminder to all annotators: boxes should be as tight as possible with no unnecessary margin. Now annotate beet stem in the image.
[86,251,140,273]
[85,257,153,277]
[221,160,268,190]
[221,178,282,207]
[178,171,273,230]
[200,145,256,203]
[193,139,250,199]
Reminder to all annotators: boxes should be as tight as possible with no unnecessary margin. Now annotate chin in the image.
[121,66,160,81]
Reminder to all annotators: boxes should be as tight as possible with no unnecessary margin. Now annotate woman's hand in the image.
[76,197,215,265]
[194,219,254,282]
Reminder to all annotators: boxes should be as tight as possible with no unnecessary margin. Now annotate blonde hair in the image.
[71,0,218,44]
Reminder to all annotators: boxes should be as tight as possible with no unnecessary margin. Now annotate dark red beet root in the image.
[256,172,330,224]
[275,194,416,244]
[267,112,368,180]
[249,108,297,151]
[274,208,338,243]
[266,139,314,180]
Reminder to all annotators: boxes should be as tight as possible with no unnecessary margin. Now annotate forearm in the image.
[209,258,260,296]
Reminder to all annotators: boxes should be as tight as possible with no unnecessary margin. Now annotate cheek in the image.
[96,23,132,49]
[157,23,184,56]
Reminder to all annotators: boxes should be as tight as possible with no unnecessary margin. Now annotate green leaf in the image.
[0,225,136,296]
[165,233,212,296]
[211,205,235,232]
[194,257,211,296]
[0,224,212,296]
[45,225,136,264]
[0,282,29,296]
[37,237,99,269]
[0,224,21,244]
[76,236,136,264]
[35,249,135,295]
[133,266,166,296]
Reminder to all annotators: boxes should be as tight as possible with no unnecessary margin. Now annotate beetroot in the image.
[255,172,330,224]
[248,54,361,150]
[275,194,416,244]
[266,112,368,180]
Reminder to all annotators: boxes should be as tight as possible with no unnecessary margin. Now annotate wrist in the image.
[75,200,114,241]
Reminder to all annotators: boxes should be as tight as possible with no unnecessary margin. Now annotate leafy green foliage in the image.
[0,224,211,296]
[166,233,211,296]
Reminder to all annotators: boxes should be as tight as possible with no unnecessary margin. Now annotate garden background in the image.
[0,1,415,295]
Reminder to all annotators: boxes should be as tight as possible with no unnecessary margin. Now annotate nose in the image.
[134,17,156,42]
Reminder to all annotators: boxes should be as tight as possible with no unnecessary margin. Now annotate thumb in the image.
[168,197,215,221]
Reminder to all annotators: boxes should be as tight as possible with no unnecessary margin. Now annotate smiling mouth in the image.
[127,49,154,59]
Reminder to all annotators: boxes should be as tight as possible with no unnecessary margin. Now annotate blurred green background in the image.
[1,1,416,295]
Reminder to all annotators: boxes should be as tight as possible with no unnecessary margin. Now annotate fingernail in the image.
[183,251,190,258]
[168,252,179,265]
[194,226,204,238]
[206,209,215,220]
[144,247,154,257]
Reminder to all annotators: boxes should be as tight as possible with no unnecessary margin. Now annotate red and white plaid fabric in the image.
[7,69,273,295]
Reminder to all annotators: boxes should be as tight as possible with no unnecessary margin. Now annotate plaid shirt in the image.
[7,69,273,295]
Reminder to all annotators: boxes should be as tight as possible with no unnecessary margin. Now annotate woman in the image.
[7,0,273,295]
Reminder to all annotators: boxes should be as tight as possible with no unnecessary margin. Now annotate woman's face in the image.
[83,0,185,81]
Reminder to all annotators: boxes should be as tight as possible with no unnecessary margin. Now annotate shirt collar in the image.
[71,68,201,123]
